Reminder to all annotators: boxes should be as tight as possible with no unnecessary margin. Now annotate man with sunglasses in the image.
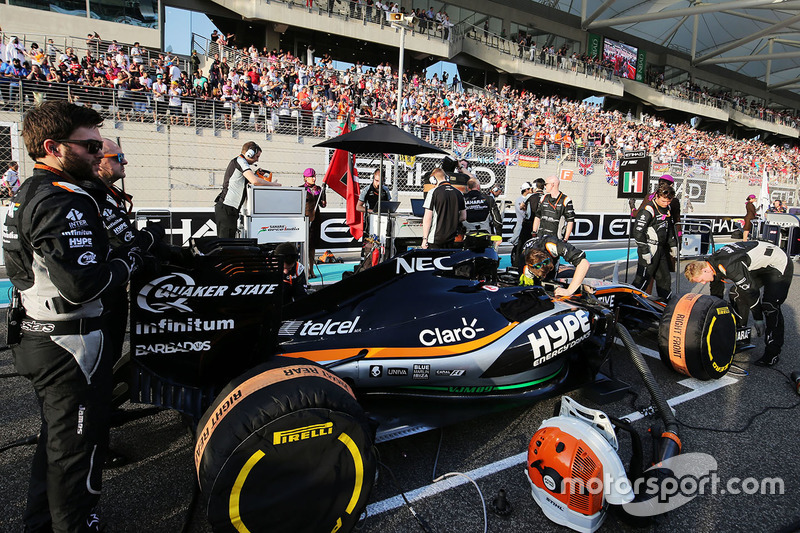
[519,234,590,297]
[3,101,149,532]
[85,138,166,362]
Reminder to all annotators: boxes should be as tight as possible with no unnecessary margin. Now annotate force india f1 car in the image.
[125,236,748,533]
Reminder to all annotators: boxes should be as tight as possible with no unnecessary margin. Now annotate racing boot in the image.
[755,348,780,367]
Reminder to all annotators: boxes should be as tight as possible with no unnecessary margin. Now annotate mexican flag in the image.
[622,171,644,194]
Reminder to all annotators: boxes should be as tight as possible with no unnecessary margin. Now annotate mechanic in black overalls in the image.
[684,241,793,366]
[632,184,678,301]
[519,234,590,297]
[515,178,545,263]
[4,101,149,532]
[532,175,575,241]
[81,137,167,362]
[462,177,493,233]
[275,242,308,303]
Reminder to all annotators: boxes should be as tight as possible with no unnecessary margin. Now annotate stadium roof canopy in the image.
[551,0,800,95]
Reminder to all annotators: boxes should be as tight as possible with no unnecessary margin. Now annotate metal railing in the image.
[0,78,797,186]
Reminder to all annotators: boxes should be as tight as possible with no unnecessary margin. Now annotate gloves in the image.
[638,246,652,264]
[141,223,166,251]
[127,247,144,274]
[753,319,765,337]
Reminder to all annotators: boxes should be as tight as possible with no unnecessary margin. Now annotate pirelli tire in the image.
[195,357,377,533]
[658,293,737,380]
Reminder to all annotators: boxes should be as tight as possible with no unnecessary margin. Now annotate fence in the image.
[1,78,797,191]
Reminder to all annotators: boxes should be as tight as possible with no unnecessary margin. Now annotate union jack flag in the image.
[748,175,761,186]
[495,148,519,166]
[578,157,594,176]
[604,159,619,186]
[453,141,474,160]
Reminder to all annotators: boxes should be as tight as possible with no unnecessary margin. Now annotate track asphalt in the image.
[1,250,799,533]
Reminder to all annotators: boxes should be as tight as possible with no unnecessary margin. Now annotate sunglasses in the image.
[526,257,551,270]
[103,153,125,163]
[56,139,103,154]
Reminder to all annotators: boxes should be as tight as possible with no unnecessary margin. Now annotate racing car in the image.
[124,236,744,533]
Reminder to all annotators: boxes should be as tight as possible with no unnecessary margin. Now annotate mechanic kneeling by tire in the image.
[4,101,155,532]
[684,240,793,367]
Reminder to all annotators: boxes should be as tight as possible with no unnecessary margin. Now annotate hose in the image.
[615,322,681,462]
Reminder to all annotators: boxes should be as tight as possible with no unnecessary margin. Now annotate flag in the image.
[323,117,362,240]
[578,157,594,176]
[622,170,644,193]
[653,162,669,174]
[453,140,473,160]
[604,159,619,186]
[560,169,574,182]
[758,171,770,215]
[748,174,761,186]
[400,155,416,168]
[495,148,519,166]
[519,154,539,168]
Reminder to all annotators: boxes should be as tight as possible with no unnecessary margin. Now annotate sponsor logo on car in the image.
[136,273,278,313]
[135,341,212,355]
[387,368,409,376]
[134,318,235,334]
[370,365,382,378]
[528,310,592,367]
[413,364,430,380]
[419,318,484,346]
[435,369,466,377]
[279,317,362,336]
[396,256,453,274]
[596,295,615,307]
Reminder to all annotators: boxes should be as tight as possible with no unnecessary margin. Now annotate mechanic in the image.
[462,178,493,233]
[3,101,149,532]
[302,168,326,278]
[532,174,576,241]
[275,242,308,303]
[632,184,678,301]
[632,174,681,285]
[214,141,282,238]
[84,138,166,361]
[516,177,545,264]
[519,234,590,297]
[684,240,792,366]
[422,167,466,249]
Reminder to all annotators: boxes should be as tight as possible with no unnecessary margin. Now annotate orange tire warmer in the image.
[195,357,377,533]
[658,294,737,380]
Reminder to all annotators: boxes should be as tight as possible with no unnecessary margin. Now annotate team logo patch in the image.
[77,251,97,265]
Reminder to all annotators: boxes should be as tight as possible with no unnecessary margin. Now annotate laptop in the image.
[376,201,401,214]
[410,198,425,217]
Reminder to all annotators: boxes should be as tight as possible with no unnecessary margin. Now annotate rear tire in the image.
[195,357,377,533]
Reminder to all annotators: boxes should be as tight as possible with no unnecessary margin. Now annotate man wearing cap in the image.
[214,141,282,238]
[152,73,167,122]
[302,168,326,276]
[422,167,466,249]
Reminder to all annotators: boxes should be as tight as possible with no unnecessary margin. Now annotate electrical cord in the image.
[677,400,800,434]
[0,433,38,454]
[378,461,434,533]
[432,472,488,533]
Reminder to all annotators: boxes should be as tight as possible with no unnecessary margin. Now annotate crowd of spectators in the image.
[1,30,799,182]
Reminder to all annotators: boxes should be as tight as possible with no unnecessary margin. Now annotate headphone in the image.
[244,144,260,159]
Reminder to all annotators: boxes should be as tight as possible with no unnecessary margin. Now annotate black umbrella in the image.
[314,122,448,156]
